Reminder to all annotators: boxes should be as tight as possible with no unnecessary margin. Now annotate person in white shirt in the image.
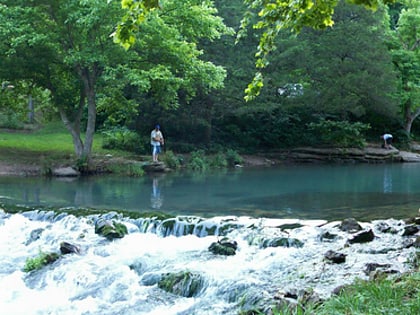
[381,133,393,149]
[150,124,164,162]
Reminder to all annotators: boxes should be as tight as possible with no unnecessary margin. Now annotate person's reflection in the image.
[383,167,392,193]
[151,176,163,209]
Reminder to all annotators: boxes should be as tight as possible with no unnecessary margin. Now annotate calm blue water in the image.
[1,163,420,221]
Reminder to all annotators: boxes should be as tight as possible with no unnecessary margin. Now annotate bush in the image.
[162,150,182,169]
[0,112,25,129]
[188,150,209,171]
[209,152,228,168]
[308,119,370,148]
[225,149,243,167]
[102,127,146,153]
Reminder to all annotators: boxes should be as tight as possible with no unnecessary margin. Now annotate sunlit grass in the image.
[0,121,132,164]
[264,271,420,315]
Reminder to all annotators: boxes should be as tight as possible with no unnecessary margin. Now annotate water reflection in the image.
[383,167,393,193]
[2,164,420,221]
[150,176,163,209]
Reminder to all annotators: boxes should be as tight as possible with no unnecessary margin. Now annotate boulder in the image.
[339,218,362,233]
[142,162,169,173]
[60,241,81,255]
[209,237,238,256]
[52,167,80,177]
[158,271,204,297]
[94,219,128,240]
[324,250,346,264]
[348,229,375,244]
[261,237,304,248]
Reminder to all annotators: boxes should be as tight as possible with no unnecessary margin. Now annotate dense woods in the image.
[0,0,419,159]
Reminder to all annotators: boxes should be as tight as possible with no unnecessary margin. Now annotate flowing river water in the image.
[1,163,419,314]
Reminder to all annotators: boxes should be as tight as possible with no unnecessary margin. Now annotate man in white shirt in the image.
[381,133,393,149]
[151,124,164,162]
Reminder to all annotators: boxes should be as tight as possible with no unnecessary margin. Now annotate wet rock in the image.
[414,236,420,248]
[25,228,44,245]
[60,241,81,255]
[348,229,375,244]
[402,224,419,236]
[261,237,304,248]
[339,218,362,233]
[364,263,391,275]
[23,251,60,272]
[52,167,80,177]
[142,162,169,173]
[208,237,237,256]
[158,271,204,297]
[369,269,399,281]
[324,250,346,264]
[278,223,304,230]
[94,219,128,240]
[375,222,398,234]
[403,236,420,248]
[320,231,338,242]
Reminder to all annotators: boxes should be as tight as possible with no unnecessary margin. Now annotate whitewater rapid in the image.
[0,209,417,315]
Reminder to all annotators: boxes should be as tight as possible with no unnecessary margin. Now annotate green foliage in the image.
[225,149,243,167]
[101,127,145,154]
[209,152,228,168]
[0,112,25,129]
[308,119,371,148]
[186,149,243,170]
[187,150,209,172]
[315,274,420,315]
[162,150,182,169]
[23,250,60,272]
[387,1,420,134]
[239,0,397,99]
[106,162,145,177]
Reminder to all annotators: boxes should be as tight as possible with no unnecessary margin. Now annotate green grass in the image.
[269,271,420,315]
[0,121,133,165]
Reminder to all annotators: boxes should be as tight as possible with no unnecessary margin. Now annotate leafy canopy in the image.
[115,0,396,100]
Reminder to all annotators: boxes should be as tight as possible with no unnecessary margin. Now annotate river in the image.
[1,163,420,221]
[0,163,419,314]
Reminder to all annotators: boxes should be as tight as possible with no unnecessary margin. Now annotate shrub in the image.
[162,150,182,170]
[225,149,243,167]
[188,150,209,171]
[0,112,25,129]
[209,152,228,168]
[102,127,146,153]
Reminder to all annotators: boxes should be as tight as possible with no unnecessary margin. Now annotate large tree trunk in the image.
[402,98,420,136]
[82,81,97,159]
[59,89,85,158]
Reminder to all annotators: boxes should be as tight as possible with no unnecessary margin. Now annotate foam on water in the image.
[0,210,417,315]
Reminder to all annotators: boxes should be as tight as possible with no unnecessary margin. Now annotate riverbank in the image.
[2,144,420,177]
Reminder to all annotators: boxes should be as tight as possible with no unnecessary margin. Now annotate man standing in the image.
[151,124,164,162]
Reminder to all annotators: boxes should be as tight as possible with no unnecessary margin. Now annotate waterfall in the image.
[0,208,417,315]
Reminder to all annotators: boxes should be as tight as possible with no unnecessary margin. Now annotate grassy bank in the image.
[0,122,139,171]
[270,270,420,314]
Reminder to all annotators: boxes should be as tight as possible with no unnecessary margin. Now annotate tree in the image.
[115,0,396,100]
[387,0,420,135]
[0,0,125,161]
[0,0,232,163]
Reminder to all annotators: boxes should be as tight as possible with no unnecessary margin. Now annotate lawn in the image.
[0,121,125,164]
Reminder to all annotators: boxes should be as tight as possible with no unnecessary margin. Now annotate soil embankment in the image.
[1,145,420,177]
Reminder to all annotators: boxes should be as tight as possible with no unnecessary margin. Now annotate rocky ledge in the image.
[284,146,420,164]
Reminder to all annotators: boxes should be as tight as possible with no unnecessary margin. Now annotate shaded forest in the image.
[0,0,419,156]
